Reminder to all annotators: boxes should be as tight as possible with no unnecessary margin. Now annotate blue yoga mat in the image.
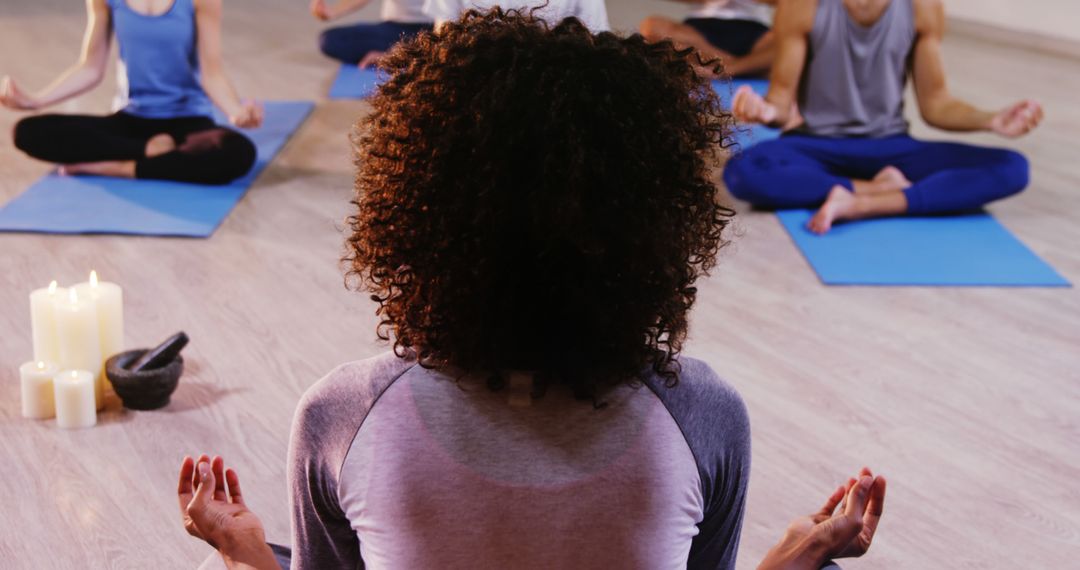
[0,100,314,238]
[712,78,780,146]
[776,210,1070,287]
[328,65,382,99]
[714,77,769,100]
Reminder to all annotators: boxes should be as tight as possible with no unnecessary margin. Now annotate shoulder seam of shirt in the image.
[640,378,709,495]
[334,359,421,486]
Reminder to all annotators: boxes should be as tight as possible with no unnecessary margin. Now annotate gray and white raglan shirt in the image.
[287,352,751,569]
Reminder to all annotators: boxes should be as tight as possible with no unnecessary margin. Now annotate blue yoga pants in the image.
[721,133,1030,214]
[318,21,433,64]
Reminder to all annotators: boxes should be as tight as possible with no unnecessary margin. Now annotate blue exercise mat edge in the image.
[0,100,315,238]
[328,65,382,99]
[776,209,1070,287]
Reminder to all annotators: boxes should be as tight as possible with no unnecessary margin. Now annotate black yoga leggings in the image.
[13,112,257,185]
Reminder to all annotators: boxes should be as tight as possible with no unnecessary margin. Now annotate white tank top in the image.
[382,0,432,23]
[423,0,610,32]
[690,0,772,26]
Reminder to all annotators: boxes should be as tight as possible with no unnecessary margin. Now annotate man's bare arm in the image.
[912,0,1042,136]
[732,0,812,126]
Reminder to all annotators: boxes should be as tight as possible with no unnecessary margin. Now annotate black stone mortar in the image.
[105,349,183,410]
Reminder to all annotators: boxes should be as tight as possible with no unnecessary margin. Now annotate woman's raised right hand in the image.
[0,76,41,111]
[310,0,332,21]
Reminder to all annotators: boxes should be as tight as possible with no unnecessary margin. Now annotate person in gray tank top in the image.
[170,11,887,570]
[723,0,1044,233]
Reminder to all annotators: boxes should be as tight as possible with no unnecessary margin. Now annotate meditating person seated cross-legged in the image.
[641,0,779,77]
[0,0,260,185]
[423,0,610,31]
[311,0,433,69]
[723,0,1044,234]
[174,10,886,570]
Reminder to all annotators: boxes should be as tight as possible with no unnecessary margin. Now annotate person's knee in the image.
[640,16,675,42]
[12,116,47,155]
[722,152,773,207]
[318,29,346,60]
[722,155,751,201]
[208,132,257,184]
[176,130,256,185]
[993,149,1030,198]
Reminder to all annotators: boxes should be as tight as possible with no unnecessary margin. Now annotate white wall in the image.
[946,0,1080,43]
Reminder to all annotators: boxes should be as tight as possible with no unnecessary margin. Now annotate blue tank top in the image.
[108,0,213,118]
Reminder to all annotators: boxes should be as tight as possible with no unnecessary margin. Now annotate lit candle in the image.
[73,269,125,364]
[53,369,97,429]
[20,361,59,419]
[29,280,67,363]
[54,289,104,410]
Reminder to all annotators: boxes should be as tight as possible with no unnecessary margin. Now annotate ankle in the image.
[144,134,176,157]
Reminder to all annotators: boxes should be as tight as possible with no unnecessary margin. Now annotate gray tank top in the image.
[796,0,915,138]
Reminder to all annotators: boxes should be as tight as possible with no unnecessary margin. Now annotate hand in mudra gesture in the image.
[759,467,887,569]
[0,76,40,111]
[230,100,264,129]
[177,455,266,551]
[990,99,1043,138]
[731,85,778,125]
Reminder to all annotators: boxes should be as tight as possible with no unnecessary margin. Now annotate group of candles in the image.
[20,271,124,428]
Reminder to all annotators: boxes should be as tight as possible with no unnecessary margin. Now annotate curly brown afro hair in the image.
[345,8,735,397]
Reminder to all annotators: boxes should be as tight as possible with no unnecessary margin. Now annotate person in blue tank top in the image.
[311,0,433,69]
[1,0,261,185]
[722,0,1044,234]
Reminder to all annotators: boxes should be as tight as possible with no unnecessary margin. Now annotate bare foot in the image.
[145,133,176,157]
[59,160,136,178]
[872,166,911,192]
[808,185,857,235]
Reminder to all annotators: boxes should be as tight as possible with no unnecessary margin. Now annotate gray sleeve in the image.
[643,357,752,570]
[287,353,416,570]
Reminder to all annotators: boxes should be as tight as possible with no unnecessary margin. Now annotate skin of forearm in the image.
[762,92,794,127]
[922,96,994,132]
[32,63,105,108]
[200,66,243,118]
[331,0,372,18]
[758,533,828,570]
[222,548,281,570]
[220,533,280,570]
[727,45,775,77]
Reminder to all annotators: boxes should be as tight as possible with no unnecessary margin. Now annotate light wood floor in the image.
[1,1,1078,568]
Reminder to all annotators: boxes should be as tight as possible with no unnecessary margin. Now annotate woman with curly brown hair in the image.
[175,9,885,570]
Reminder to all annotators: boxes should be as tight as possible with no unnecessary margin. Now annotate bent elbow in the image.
[77,60,109,89]
[918,110,945,130]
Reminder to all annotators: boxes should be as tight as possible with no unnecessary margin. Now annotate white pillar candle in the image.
[20,361,59,419]
[53,369,97,429]
[29,280,67,363]
[54,289,104,410]
[73,270,124,363]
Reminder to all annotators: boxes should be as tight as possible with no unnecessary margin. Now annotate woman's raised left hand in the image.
[230,100,264,129]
